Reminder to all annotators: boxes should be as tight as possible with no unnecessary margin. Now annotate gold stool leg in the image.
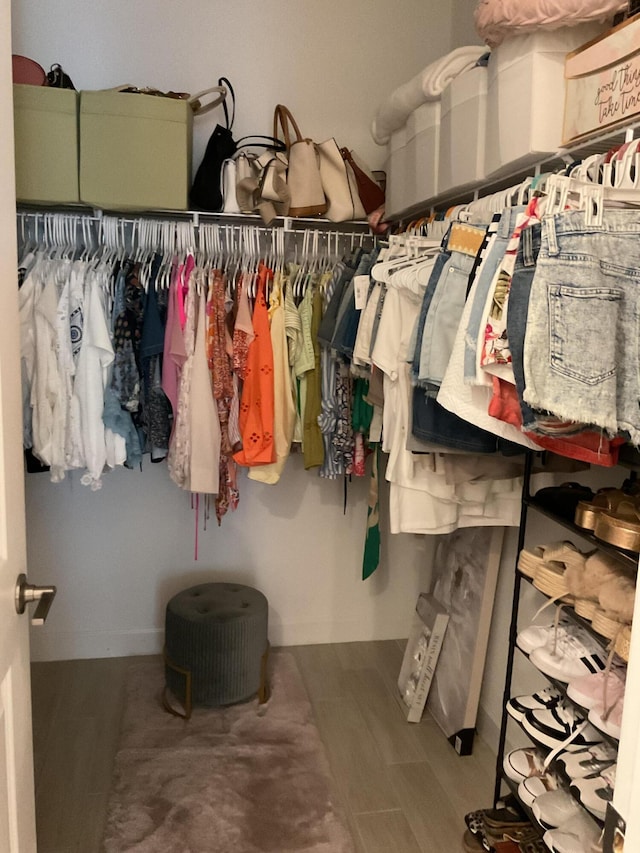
[162,647,193,720]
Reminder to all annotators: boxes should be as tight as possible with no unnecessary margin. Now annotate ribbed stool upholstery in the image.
[164,582,268,707]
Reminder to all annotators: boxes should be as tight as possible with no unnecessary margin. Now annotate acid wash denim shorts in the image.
[523,209,640,444]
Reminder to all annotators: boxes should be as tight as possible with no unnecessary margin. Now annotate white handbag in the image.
[318,138,365,222]
[221,158,240,213]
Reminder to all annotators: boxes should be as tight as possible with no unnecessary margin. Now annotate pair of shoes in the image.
[542,811,602,852]
[566,666,625,740]
[517,541,580,583]
[594,496,640,552]
[502,747,561,809]
[533,482,595,523]
[465,802,530,852]
[523,620,607,683]
[556,742,617,780]
[563,551,619,622]
[574,485,638,531]
[506,685,563,723]
[531,788,584,830]
[569,763,616,821]
[521,700,604,754]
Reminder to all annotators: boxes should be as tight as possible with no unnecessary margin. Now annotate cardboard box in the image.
[439,65,487,194]
[396,593,449,723]
[79,89,193,211]
[485,24,607,178]
[564,15,640,145]
[13,84,80,204]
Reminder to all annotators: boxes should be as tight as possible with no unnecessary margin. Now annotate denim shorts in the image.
[464,206,525,382]
[507,222,541,431]
[524,209,640,443]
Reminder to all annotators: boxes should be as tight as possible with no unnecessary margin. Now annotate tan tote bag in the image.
[273,104,327,217]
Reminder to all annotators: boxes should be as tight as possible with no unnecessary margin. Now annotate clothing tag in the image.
[446,222,487,257]
[354,275,369,310]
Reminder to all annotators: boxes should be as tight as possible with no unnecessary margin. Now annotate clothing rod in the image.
[15,211,372,243]
[15,205,373,235]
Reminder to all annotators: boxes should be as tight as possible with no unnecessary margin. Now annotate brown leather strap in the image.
[273,104,303,149]
[340,147,385,214]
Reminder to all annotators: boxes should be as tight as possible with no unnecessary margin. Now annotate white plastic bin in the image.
[484,24,608,178]
[406,101,440,209]
[384,126,409,218]
[439,65,487,194]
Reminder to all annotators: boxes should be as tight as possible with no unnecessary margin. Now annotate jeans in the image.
[524,209,640,443]
[506,222,541,431]
[410,246,451,382]
[463,206,525,383]
[418,248,476,391]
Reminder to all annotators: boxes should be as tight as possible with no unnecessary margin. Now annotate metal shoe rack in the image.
[492,451,637,847]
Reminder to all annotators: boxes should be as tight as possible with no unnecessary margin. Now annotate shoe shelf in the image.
[524,498,639,572]
[515,637,622,750]
[493,451,628,847]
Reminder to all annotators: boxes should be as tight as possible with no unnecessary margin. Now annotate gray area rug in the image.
[102,652,355,853]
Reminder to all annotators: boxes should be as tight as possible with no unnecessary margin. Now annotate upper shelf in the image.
[393,120,640,222]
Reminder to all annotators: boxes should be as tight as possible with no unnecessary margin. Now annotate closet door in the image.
[0,1,37,849]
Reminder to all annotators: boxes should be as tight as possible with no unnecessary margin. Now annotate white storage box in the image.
[485,24,609,178]
[405,101,440,208]
[439,65,488,194]
[384,126,409,218]
[564,16,640,144]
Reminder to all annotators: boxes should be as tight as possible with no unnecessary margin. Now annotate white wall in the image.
[451,0,483,47]
[12,0,467,661]
[11,0,457,173]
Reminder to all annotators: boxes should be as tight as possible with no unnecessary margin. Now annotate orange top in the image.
[233,264,276,467]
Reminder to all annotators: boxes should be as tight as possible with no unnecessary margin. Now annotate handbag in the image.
[191,78,287,212]
[340,147,385,214]
[12,55,47,86]
[273,104,327,217]
[190,77,236,211]
[46,63,76,90]
[318,138,365,222]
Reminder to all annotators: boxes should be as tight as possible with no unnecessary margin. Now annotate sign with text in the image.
[563,16,640,144]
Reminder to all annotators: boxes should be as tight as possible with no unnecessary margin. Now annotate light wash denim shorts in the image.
[523,209,640,443]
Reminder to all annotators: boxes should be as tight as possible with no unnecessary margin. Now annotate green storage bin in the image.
[13,84,80,204]
[79,89,193,211]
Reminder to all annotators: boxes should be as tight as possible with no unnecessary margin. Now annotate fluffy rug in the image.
[101,652,355,853]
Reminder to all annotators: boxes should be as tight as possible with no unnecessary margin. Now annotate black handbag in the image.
[190,78,286,211]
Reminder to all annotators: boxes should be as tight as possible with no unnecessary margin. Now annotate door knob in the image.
[15,573,57,625]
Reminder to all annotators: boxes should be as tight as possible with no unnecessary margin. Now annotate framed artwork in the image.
[426,526,505,755]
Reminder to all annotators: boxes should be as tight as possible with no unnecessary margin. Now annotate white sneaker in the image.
[570,764,616,822]
[522,702,603,752]
[517,616,573,655]
[506,685,563,722]
[543,812,602,853]
[558,743,617,779]
[503,746,547,783]
[532,789,583,829]
[529,625,607,683]
[518,772,558,808]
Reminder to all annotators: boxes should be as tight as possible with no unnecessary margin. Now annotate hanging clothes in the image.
[233,264,276,467]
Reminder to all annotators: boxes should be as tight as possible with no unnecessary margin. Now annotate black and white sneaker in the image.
[506,685,563,722]
[522,701,603,753]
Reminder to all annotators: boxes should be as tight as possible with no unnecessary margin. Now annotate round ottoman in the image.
[164,582,269,718]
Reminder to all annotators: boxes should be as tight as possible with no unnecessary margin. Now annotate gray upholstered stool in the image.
[163,582,269,719]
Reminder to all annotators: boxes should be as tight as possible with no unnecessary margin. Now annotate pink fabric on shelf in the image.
[474,0,624,48]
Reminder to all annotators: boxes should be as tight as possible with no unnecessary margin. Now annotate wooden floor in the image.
[31,640,496,853]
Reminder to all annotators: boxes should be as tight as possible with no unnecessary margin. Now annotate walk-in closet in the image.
[3,1,640,852]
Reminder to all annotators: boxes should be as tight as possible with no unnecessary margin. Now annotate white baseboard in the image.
[29,619,411,662]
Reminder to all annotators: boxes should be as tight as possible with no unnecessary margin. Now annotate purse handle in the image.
[189,85,227,116]
[235,135,287,153]
[218,76,235,129]
[273,104,304,149]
